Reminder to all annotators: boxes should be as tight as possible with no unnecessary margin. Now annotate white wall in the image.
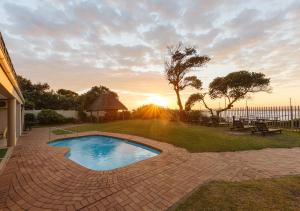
[90,111,106,117]
[24,110,110,120]
[25,110,79,119]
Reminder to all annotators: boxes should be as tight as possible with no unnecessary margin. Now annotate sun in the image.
[145,95,168,107]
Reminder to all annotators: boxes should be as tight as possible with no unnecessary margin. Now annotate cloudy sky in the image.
[1,0,299,109]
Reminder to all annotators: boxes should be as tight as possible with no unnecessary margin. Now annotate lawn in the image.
[174,176,300,210]
[55,120,300,152]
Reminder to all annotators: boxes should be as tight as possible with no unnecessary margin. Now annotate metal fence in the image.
[219,106,300,128]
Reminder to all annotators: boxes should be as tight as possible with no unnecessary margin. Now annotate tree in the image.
[18,75,80,110]
[57,89,80,110]
[164,43,210,111]
[57,89,79,98]
[18,75,119,111]
[185,71,271,118]
[17,75,51,109]
[79,85,117,110]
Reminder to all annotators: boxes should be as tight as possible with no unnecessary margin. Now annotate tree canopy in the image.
[79,86,118,110]
[17,75,57,110]
[17,75,115,111]
[185,71,271,116]
[165,43,210,111]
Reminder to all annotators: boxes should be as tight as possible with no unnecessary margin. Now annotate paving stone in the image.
[0,127,300,210]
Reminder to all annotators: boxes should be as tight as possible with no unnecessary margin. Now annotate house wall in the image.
[1,33,25,146]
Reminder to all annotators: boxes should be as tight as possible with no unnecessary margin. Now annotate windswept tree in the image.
[185,71,271,118]
[165,43,210,111]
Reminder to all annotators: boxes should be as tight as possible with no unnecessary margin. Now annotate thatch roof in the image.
[87,94,127,111]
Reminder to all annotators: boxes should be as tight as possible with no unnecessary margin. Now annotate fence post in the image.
[290,98,293,129]
[246,106,249,124]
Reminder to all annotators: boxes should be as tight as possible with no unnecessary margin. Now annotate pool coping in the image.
[48,131,188,175]
[3,127,300,210]
[48,134,163,153]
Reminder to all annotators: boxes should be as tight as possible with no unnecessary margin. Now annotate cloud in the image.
[0,0,299,108]
[143,24,183,50]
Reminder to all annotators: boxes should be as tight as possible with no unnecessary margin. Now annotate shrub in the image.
[186,110,204,123]
[78,110,88,122]
[37,109,66,124]
[199,116,211,125]
[117,111,131,120]
[168,110,180,122]
[132,104,172,120]
[24,113,36,123]
[24,113,36,130]
[88,115,97,123]
[65,117,76,123]
[104,110,118,121]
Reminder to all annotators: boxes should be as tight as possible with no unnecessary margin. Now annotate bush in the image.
[37,109,66,124]
[78,110,88,122]
[104,110,118,121]
[24,113,36,123]
[132,104,173,120]
[186,110,204,123]
[88,115,97,123]
[65,117,76,124]
[24,113,36,130]
[117,111,131,120]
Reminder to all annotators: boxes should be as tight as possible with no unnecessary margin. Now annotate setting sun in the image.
[145,95,169,107]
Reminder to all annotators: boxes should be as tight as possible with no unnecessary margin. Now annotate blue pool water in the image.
[48,135,160,170]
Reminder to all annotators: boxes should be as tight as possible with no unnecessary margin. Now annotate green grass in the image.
[55,120,300,152]
[174,176,300,210]
[0,148,7,158]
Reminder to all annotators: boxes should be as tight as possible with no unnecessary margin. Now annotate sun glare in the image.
[145,95,168,107]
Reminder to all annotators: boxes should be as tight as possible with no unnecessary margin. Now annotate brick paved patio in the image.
[0,127,300,210]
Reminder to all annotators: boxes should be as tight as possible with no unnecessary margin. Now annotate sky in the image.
[0,0,299,110]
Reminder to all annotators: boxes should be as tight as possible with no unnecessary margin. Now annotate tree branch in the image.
[200,94,214,116]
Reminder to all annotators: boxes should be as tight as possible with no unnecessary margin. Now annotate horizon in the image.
[1,0,299,110]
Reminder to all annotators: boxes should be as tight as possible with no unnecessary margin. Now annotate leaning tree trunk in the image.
[175,89,183,111]
[174,88,186,121]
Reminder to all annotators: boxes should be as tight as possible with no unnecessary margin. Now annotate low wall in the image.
[25,110,79,119]
[90,111,106,117]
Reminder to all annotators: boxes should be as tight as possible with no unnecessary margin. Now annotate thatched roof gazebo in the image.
[87,93,127,121]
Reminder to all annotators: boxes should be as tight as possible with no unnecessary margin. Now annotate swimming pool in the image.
[49,135,160,170]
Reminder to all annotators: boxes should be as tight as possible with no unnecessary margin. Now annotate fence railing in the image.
[218,106,300,128]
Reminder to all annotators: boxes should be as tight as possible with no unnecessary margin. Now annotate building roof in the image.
[0,32,25,103]
[87,94,127,111]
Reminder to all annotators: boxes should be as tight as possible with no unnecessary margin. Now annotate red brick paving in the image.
[0,127,300,210]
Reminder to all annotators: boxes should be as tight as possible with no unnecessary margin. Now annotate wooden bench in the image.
[230,120,254,131]
[252,122,282,135]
